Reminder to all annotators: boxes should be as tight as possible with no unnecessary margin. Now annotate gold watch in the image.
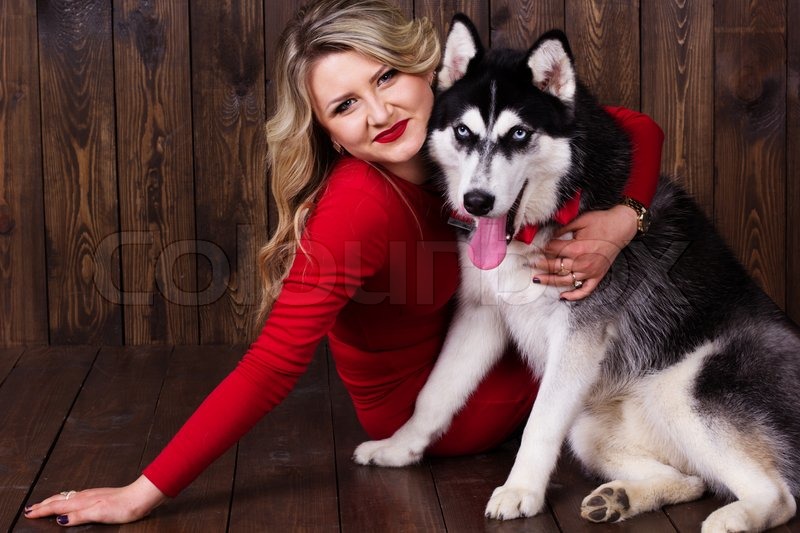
[621,196,651,237]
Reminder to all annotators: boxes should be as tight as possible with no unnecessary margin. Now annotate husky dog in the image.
[353,14,800,532]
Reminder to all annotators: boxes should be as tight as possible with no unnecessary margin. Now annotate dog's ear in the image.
[527,30,576,103]
[436,14,484,91]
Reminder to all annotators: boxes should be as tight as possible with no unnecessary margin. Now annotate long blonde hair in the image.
[258,0,441,325]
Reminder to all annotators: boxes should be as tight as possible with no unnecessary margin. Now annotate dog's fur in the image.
[353,15,800,532]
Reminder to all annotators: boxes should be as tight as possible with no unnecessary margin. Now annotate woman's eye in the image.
[511,128,530,141]
[378,68,397,85]
[335,98,356,114]
[454,124,472,140]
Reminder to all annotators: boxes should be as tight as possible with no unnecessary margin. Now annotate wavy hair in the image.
[257,0,441,326]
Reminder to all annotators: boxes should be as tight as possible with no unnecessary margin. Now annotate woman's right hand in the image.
[23,475,168,526]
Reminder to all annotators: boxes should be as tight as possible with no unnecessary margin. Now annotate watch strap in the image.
[621,196,649,237]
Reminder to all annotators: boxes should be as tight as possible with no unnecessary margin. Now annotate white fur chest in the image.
[457,237,569,373]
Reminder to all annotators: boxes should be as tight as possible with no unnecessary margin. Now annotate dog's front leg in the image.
[353,303,507,467]
[485,327,605,520]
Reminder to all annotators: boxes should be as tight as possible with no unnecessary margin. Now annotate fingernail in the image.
[532,277,540,284]
[57,515,69,525]
[24,506,32,513]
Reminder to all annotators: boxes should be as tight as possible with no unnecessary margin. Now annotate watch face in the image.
[640,212,652,233]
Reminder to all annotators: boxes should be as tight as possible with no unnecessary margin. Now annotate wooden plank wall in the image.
[0,0,796,346]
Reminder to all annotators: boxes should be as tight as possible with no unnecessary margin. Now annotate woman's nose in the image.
[366,97,391,126]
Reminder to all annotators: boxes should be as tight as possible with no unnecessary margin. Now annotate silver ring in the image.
[571,272,583,289]
[60,491,77,500]
[557,257,568,276]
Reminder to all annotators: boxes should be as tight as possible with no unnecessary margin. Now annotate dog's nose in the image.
[463,191,495,216]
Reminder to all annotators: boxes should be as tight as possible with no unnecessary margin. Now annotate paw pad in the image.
[581,485,630,523]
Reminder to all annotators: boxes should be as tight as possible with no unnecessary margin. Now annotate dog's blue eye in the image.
[511,128,530,141]
[454,124,472,140]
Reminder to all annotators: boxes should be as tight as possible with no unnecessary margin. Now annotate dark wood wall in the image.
[1,0,797,346]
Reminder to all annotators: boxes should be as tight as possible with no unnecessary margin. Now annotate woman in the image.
[25,0,662,526]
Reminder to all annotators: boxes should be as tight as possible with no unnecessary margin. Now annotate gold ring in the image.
[571,272,583,289]
[557,257,568,276]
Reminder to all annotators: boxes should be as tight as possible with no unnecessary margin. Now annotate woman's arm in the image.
[534,106,664,299]
[605,105,663,207]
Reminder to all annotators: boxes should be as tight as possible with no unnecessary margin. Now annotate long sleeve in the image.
[142,172,390,497]
[604,105,664,207]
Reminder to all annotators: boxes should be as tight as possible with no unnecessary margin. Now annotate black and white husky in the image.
[353,14,800,532]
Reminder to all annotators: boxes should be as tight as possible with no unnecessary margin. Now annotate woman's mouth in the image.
[374,119,409,143]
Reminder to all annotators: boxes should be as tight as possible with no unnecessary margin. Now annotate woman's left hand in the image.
[533,204,638,300]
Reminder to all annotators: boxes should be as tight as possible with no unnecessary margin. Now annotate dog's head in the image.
[428,15,580,269]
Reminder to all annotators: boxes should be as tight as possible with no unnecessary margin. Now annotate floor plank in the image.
[228,344,339,532]
[0,346,25,385]
[125,345,241,532]
[430,440,560,533]
[0,346,97,532]
[5,344,799,532]
[329,352,447,533]
[14,346,171,532]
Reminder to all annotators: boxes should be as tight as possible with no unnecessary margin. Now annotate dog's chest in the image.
[457,240,567,366]
[458,240,558,304]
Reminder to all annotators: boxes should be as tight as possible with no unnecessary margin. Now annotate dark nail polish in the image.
[532,277,540,284]
[57,515,69,525]
[24,506,32,513]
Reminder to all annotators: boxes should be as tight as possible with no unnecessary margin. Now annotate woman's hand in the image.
[534,204,638,300]
[24,475,167,526]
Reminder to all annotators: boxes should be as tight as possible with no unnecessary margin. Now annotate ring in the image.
[571,272,583,289]
[60,491,77,500]
[557,257,568,276]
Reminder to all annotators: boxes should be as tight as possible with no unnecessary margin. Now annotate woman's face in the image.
[308,51,434,180]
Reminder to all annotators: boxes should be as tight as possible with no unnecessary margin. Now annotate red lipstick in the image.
[374,119,409,143]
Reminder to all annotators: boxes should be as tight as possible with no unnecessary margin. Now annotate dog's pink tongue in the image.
[467,215,508,270]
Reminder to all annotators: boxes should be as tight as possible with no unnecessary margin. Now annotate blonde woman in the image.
[25,0,662,526]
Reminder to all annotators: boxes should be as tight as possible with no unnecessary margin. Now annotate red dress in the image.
[143,107,663,497]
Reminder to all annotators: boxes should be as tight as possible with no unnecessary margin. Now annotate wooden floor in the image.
[1,344,798,532]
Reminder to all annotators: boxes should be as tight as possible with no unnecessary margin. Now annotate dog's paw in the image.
[700,504,754,533]
[484,484,544,520]
[580,482,631,523]
[352,438,422,467]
